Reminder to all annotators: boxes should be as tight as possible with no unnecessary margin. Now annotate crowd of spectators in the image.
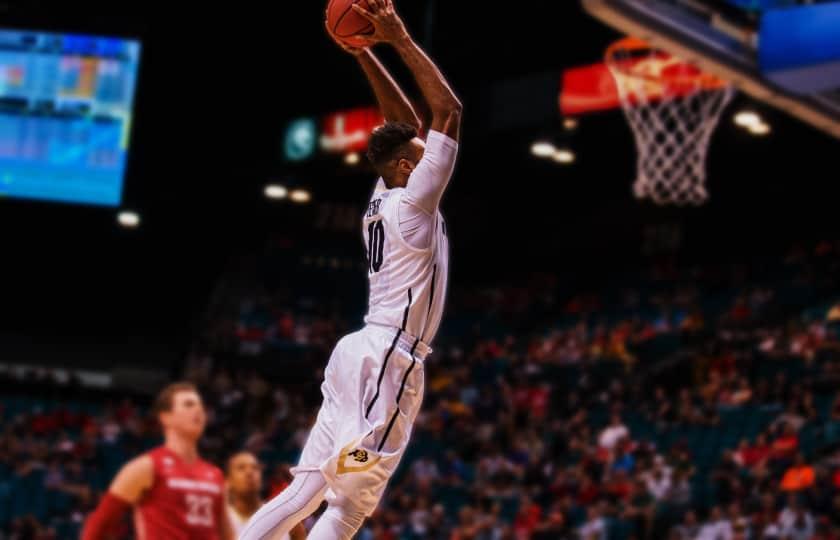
[2,241,840,539]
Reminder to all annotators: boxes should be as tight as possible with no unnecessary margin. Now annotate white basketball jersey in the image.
[362,186,449,346]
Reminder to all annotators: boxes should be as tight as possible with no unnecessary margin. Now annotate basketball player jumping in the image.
[82,382,235,540]
[239,0,461,538]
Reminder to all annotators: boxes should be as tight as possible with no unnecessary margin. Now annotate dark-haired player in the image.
[226,451,306,539]
[239,0,461,538]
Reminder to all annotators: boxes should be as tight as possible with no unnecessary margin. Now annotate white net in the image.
[606,39,734,205]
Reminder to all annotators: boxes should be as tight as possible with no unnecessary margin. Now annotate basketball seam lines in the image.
[333,4,374,38]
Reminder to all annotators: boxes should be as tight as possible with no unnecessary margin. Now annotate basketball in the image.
[327,0,374,47]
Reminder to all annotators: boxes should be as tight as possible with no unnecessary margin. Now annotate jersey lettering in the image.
[185,494,214,527]
[367,220,385,273]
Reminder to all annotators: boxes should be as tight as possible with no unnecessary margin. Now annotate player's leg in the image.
[237,470,327,540]
[309,340,426,539]
[306,499,367,540]
[239,372,340,539]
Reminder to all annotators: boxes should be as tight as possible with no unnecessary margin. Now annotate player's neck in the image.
[231,492,261,517]
[164,435,199,463]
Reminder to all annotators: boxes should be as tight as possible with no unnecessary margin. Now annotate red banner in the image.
[320,106,385,153]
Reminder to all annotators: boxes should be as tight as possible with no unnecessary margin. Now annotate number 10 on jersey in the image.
[367,220,385,274]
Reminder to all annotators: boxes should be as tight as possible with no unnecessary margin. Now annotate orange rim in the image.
[605,37,728,90]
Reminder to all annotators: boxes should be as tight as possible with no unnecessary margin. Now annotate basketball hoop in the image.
[606,38,734,205]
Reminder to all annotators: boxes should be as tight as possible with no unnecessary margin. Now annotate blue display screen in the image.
[0,29,141,207]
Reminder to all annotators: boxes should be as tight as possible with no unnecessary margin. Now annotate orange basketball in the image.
[327,0,374,47]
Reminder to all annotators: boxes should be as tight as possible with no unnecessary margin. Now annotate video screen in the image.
[0,29,141,207]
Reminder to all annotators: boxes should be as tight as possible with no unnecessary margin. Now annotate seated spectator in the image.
[733,439,751,468]
[604,469,634,503]
[738,434,771,471]
[623,479,656,539]
[611,439,636,475]
[697,506,732,540]
[779,505,815,540]
[772,402,807,432]
[727,502,750,540]
[770,423,800,465]
[577,506,607,540]
[779,495,811,531]
[532,503,574,540]
[728,377,754,406]
[667,469,693,509]
[513,495,541,538]
[645,462,672,502]
[576,474,600,506]
[672,510,700,540]
[598,413,629,451]
[753,492,779,527]
[780,453,816,492]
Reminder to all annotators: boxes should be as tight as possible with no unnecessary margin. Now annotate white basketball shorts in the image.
[291,324,430,516]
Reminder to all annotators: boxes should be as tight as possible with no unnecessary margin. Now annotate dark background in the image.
[0,0,836,365]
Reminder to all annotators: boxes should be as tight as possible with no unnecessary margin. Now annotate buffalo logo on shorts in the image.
[336,442,381,475]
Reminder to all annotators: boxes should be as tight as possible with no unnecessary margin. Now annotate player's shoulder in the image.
[144,445,174,466]
[109,452,155,498]
[130,451,157,469]
[145,445,167,459]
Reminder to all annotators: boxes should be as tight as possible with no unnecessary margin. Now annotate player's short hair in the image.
[226,450,259,474]
[367,122,418,168]
[152,381,199,417]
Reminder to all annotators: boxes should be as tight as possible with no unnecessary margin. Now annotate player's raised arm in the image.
[325,22,422,130]
[81,455,154,540]
[353,0,462,141]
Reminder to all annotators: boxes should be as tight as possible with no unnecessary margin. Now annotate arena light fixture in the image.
[734,110,762,129]
[748,122,771,136]
[290,189,312,204]
[117,210,140,228]
[553,149,576,164]
[264,184,288,200]
[344,152,361,166]
[531,141,556,158]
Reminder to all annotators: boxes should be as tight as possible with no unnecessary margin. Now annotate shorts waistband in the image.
[367,323,432,361]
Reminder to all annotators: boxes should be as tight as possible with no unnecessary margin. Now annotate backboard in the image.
[581,0,840,139]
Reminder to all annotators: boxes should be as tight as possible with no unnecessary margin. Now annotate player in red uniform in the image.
[81,382,235,540]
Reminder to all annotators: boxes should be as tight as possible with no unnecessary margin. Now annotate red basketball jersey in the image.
[133,446,225,540]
